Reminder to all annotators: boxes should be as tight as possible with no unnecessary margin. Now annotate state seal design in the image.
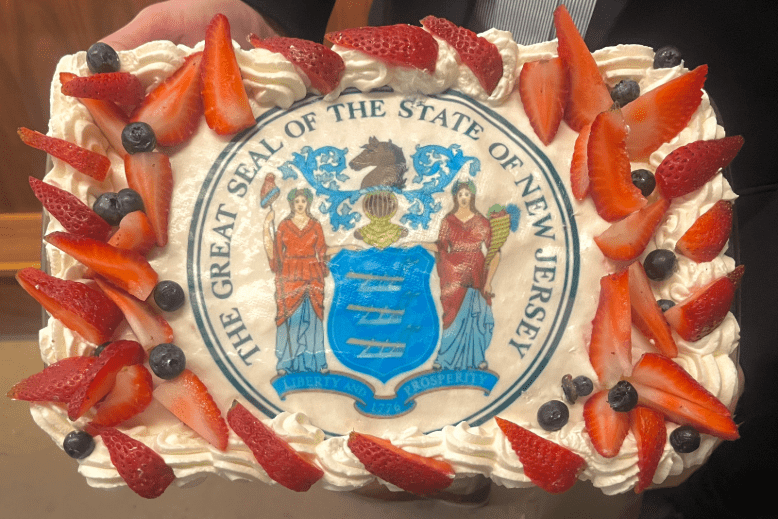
[188,88,579,435]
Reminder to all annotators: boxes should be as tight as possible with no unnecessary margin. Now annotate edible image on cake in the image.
[189,89,579,434]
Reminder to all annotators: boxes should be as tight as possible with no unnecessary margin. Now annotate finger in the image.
[101,3,177,51]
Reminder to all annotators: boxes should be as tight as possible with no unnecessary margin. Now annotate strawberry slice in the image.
[7,355,96,403]
[86,424,176,498]
[18,127,110,181]
[61,71,145,107]
[594,197,669,262]
[16,267,123,344]
[663,273,737,342]
[68,339,146,420]
[420,16,503,95]
[131,52,204,147]
[29,177,112,241]
[94,277,174,350]
[583,390,630,458]
[108,210,156,255]
[622,66,707,161]
[727,264,745,288]
[553,5,612,132]
[589,270,632,387]
[628,261,678,357]
[45,231,158,300]
[326,24,439,73]
[495,417,585,493]
[629,406,666,493]
[249,36,344,95]
[655,136,744,200]
[587,109,647,222]
[60,72,129,157]
[227,401,324,491]
[153,369,229,451]
[347,431,454,495]
[91,363,154,426]
[676,200,733,262]
[629,354,738,440]
[629,353,732,419]
[518,57,568,145]
[201,14,255,135]
[570,122,591,200]
[124,152,173,247]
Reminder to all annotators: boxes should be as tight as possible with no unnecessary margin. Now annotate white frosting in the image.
[31,31,742,498]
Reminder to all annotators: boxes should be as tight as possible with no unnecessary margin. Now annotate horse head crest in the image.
[350,136,408,190]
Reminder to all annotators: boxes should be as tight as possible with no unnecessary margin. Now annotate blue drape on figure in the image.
[434,288,494,370]
[276,297,327,373]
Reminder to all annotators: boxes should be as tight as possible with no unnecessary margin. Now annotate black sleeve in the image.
[240,0,337,42]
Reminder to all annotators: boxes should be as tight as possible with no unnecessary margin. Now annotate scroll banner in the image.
[272,369,499,418]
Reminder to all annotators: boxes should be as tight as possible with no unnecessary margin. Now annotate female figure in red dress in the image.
[432,180,499,370]
[263,188,329,375]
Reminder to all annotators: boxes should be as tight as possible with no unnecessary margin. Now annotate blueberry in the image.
[561,374,578,403]
[608,381,638,412]
[93,341,111,356]
[149,343,186,380]
[63,430,95,459]
[573,375,594,397]
[653,46,683,68]
[153,280,186,312]
[631,169,656,197]
[610,80,640,106]
[537,400,569,431]
[670,425,701,453]
[117,188,145,216]
[122,122,156,155]
[644,249,677,281]
[658,299,676,312]
[86,42,120,74]
[93,192,122,226]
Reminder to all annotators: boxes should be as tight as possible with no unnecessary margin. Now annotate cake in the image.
[10,6,743,501]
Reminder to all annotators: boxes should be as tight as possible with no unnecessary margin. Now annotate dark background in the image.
[604,2,777,518]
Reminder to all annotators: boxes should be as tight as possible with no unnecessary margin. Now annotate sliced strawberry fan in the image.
[29,176,113,241]
[201,13,255,135]
[153,369,230,451]
[420,16,503,95]
[86,424,176,498]
[45,231,158,301]
[326,24,439,73]
[347,431,454,495]
[131,52,204,147]
[61,71,145,107]
[249,36,344,95]
[15,267,124,344]
[553,5,612,132]
[621,65,707,161]
[519,57,568,145]
[587,109,647,222]
[227,401,324,491]
[676,200,734,262]
[18,127,111,181]
[60,72,129,158]
[496,417,585,493]
[584,268,739,485]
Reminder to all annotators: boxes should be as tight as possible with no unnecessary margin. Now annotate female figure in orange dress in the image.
[432,180,499,370]
[263,188,329,375]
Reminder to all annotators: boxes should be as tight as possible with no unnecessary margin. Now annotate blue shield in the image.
[327,246,439,383]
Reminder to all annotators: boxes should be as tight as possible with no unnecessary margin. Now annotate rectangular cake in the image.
[10,6,742,505]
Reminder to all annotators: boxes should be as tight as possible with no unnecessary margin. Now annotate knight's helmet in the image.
[362,190,398,221]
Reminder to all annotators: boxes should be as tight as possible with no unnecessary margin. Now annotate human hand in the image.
[101,0,279,51]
